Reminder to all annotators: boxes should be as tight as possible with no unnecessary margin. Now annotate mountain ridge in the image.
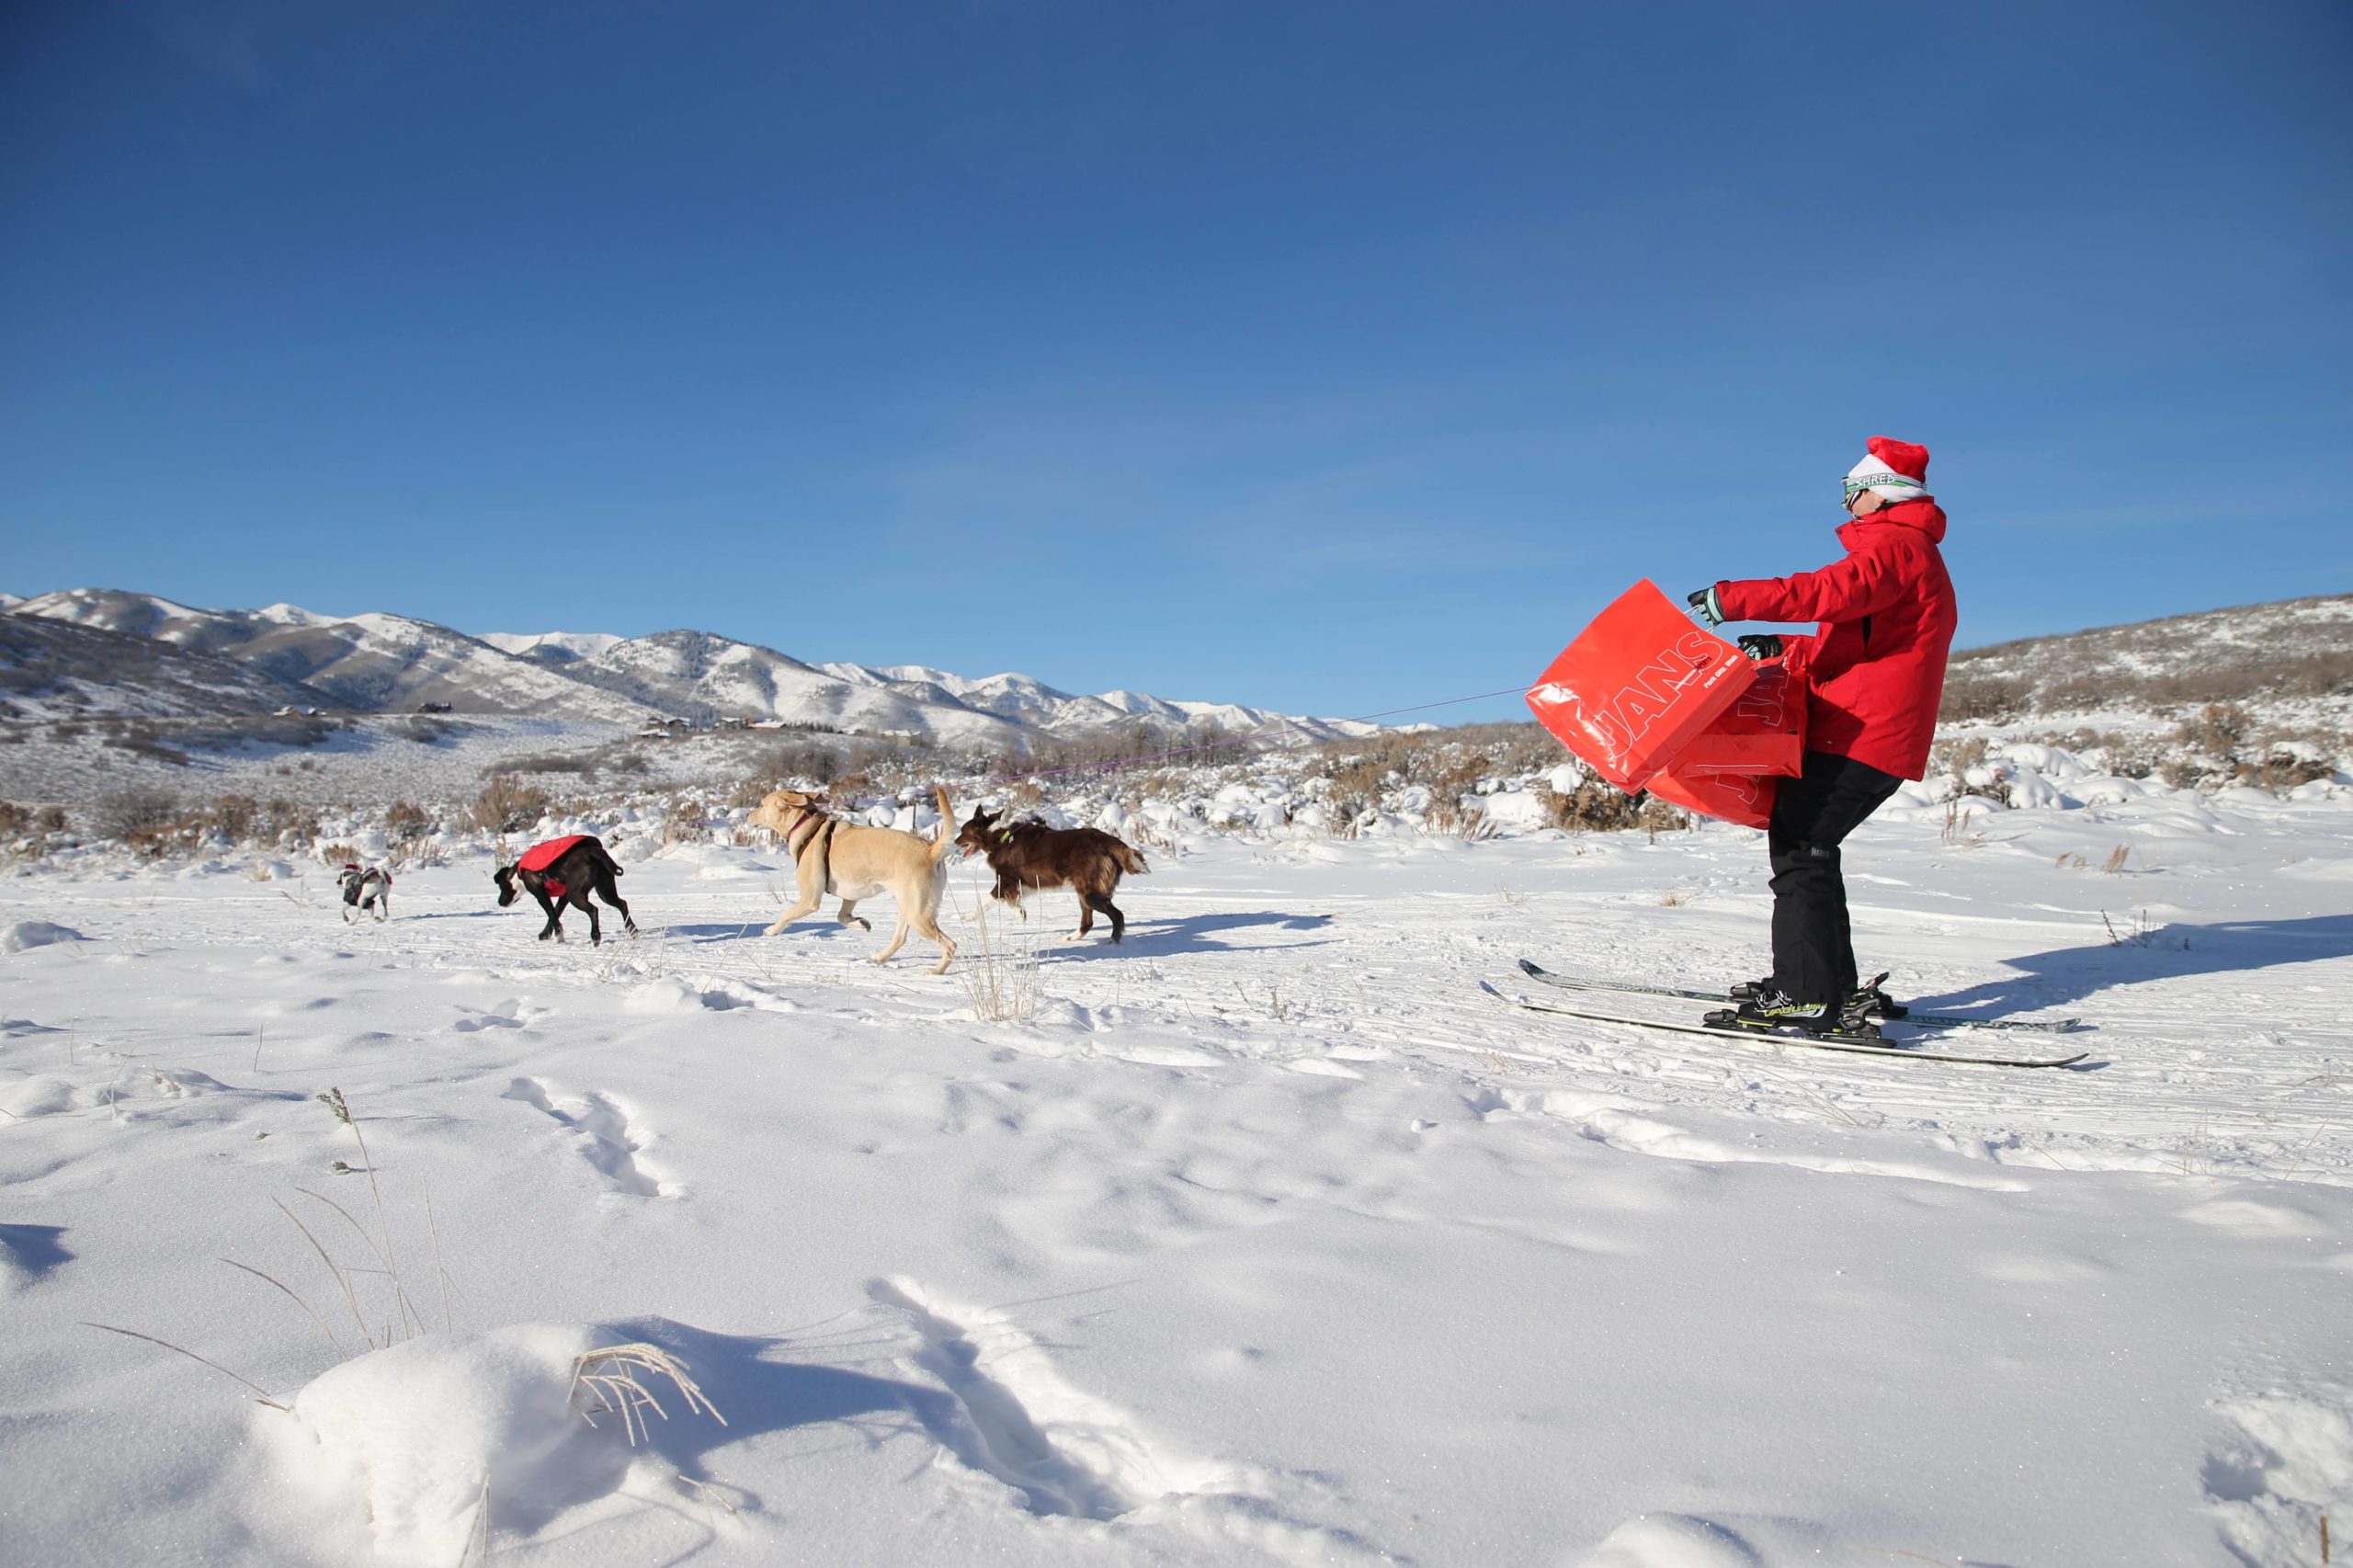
[4,588,1376,747]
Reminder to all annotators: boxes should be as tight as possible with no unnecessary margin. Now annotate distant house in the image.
[415,701,453,714]
[719,716,750,730]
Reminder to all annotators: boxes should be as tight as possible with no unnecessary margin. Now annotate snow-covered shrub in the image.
[3,919,85,953]
[2237,743,2336,794]
[1539,767,1649,832]
[283,1326,725,1563]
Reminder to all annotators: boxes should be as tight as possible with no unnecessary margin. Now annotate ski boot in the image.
[1734,972,1910,1023]
[1704,988,1864,1037]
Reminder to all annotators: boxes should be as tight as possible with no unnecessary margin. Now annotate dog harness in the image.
[785,808,836,888]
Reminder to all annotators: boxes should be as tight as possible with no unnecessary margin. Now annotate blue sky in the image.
[4,1,2347,722]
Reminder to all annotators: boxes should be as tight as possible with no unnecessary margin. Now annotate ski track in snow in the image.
[2,794,2351,1564]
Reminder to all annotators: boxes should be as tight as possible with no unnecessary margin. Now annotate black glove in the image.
[1686,586,1724,627]
[1737,634,1782,661]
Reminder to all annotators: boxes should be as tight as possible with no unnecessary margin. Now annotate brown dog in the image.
[955,807,1148,942]
[747,786,958,973]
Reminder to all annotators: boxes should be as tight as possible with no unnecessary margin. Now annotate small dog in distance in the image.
[337,863,392,923]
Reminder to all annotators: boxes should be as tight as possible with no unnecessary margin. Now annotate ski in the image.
[1516,959,2083,1034]
[1481,983,2090,1069]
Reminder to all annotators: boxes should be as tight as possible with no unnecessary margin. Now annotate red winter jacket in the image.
[1711,500,1956,780]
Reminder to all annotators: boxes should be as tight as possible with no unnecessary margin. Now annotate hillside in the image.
[5,588,1372,745]
[0,611,334,721]
[12,590,660,725]
[1940,592,2353,730]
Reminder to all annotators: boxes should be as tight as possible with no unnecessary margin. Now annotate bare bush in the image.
[385,801,434,843]
[2177,701,2250,762]
[208,793,261,843]
[1638,800,1691,841]
[1938,671,2031,724]
[2240,749,2335,793]
[260,798,317,846]
[392,716,455,744]
[1540,768,1647,832]
[93,786,187,842]
[492,752,598,778]
[472,776,551,834]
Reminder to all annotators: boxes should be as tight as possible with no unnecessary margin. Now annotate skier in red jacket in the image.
[1686,436,1956,1033]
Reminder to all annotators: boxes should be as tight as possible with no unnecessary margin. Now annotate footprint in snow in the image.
[501,1077,673,1199]
[451,998,547,1033]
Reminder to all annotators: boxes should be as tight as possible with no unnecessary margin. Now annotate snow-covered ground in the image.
[4,774,2350,1565]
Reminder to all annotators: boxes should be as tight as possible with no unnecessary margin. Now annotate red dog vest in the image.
[517,835,591,898]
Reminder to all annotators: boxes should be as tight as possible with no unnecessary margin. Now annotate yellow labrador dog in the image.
[747,786,958,973]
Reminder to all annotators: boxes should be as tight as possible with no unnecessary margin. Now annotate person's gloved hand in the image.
[1737,634,1782,661]
[1686,586,1724,627]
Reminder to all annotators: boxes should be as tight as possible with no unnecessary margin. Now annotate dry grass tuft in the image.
[959,901,1040,1022]
[570,1344,728,1447]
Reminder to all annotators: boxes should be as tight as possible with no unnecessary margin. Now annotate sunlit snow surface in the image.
[3,782,2350,1565]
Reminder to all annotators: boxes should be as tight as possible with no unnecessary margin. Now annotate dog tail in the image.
[589,838,626,878]
[930,786,958,863]
[1114,840,1149,877]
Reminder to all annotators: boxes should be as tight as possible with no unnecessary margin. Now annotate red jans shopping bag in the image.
[1644,765,1779,831]
[1525,579,1756,791]
[1666,660,1805,778]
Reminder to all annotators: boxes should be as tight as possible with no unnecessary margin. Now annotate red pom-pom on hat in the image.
[1865,436,1929,483]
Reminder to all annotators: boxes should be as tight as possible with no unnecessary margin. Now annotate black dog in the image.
[493,834,636,946]
[337,863,392,923]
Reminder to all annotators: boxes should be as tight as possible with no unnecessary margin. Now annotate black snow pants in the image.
[1768,749,1904,1006]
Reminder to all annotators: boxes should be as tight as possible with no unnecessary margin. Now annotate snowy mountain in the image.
[467,632,1381,744]
[0,610,333,720]
[4,588,1374,746]
[550,631,1029,747]
[809,662,1376,742]
[477,631,628,665]
[11,590,659,725]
